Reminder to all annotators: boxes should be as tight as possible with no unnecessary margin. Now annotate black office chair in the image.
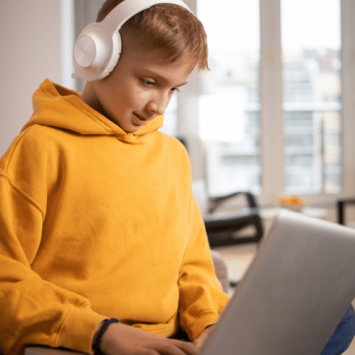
[337,198,355,225]
[203,191,264,248]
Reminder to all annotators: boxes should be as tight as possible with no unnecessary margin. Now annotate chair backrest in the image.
[204,192,263,248]
[337,198,355,226]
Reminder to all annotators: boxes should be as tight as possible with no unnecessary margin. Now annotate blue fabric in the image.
[320,305,355,355]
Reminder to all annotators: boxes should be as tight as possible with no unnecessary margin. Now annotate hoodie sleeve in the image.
[0,133,106,355]
[177,187,230,341]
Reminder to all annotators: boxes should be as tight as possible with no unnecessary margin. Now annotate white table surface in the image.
[261,207,328,220]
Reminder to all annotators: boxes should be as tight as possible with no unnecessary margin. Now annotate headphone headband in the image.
[107,0,190,28]
[72,0,191,81]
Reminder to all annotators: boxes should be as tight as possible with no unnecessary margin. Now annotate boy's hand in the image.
[98,322,198,355]
[193,325,214,349]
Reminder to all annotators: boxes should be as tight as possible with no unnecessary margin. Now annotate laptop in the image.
[200,209,355,355]
[25,209,355,355]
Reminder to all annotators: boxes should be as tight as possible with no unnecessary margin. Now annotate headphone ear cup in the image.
[74,32,109,69]
[72,24,116,81]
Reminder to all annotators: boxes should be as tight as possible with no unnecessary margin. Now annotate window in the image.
[282,0,342,195]
[197,0,261,197]
[177,0,355,206]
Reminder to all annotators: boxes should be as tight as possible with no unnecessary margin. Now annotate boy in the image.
[0,1,229,354]
[0,1,354,355]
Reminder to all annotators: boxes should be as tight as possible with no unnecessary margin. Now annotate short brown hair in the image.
[96,0,208,71]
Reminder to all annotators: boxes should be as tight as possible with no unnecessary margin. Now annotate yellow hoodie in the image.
[0,80,229,355]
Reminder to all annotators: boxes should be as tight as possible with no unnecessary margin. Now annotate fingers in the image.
[193,337,204,349]
[193,334,207,349]
[159,339,198,355]
[174,339,199,355]
[143,350,160,355]
[136,340,197,355]
[180,341,199,355]
[99,322,198,355]
[193,325,215,349]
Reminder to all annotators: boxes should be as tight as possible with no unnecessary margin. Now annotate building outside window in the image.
[196,0,261,197]
[282,0,342,195]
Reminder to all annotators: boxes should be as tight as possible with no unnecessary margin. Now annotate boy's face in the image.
[87,45,194,133]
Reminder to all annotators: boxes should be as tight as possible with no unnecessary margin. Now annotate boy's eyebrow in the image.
[142,69,188,87]
[175,81,188,87]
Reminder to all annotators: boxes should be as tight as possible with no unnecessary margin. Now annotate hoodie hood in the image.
[22,79,164,138]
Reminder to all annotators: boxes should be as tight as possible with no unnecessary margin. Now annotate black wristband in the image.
[93,318,119,354]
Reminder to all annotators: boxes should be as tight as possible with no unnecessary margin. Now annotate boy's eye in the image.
[140,78,180,93]
[141,78,155,86]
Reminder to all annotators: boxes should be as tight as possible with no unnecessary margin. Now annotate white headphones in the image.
[72,0,191,81]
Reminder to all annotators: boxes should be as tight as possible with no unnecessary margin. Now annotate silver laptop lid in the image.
[201,209,355,355]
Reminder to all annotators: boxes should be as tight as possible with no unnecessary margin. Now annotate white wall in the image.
[0,0,72,156]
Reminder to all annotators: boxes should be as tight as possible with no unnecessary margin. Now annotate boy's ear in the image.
[72,0,192,82]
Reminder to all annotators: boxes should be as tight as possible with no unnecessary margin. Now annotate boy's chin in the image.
[108,118,141,133]
[122,125,141,133]
[126,123,142,132]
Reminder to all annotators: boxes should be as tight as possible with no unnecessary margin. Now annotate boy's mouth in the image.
[133,113,147,121]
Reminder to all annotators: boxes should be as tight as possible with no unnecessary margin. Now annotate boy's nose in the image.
[146,93,168,116]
